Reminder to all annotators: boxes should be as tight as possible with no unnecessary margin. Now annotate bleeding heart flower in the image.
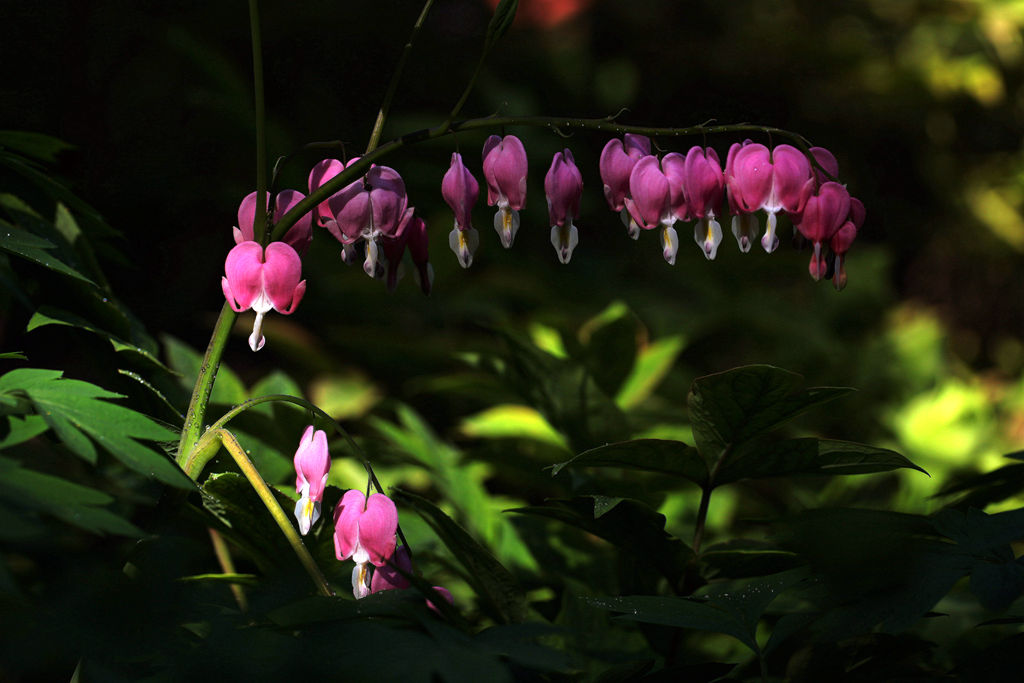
[683,146,725,260]
[234,190,314,256]
[292,426,330,535]
[725,141,811,253]
[482,135,528,248]
[545,149,583,264]
[334,489,398,599]
[309,158,360,265]
[221,241,306,351]
[829,197,864,290]
[600,134,651,239]
[442,152,481,268]
[370,544,412,593]
[794,181,851,281]
[624,153,686,264]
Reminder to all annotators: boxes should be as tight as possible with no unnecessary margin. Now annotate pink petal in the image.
[236,192,259,243]
[810,146,839,184]
[626,155,669,230]
[370,545,413,593]
[661,152,688,223]
[308,158,345,224]
[359,493,398,566]
[441,152,480,232]
[334,489,367,561]
[483,135,528,210]
[275,189,314,256]
[294,426,330,501]
[262,242,304,313]
[727,143,771,213]
[223,241,265,311]
[768,145,812,213]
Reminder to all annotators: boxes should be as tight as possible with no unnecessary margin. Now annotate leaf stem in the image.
[209,528,249,611]
[366,0,437,154]
[692,445,729,555]
[198,428,333,597]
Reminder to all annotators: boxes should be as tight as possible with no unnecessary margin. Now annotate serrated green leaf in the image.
[0,214,95,285]
[714,437,926,486]
[550,438,707,487]
[0,455,142,536]
[687,365,852,467]
[27,306,175,373]
[0,414,49,449]
[391,488,527,624]
[0,368,191,489]
[162,334,247,405]
[485,0,519,46]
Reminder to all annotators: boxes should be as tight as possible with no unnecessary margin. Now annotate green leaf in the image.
[485,0,519,46]
[0,352,27,360]
[0,217,95,284]
[27,306,175,373]
[588,569,807,654]
[177,572,258,585]
[0,415,49,449]
[0,368,192,489]
[550,438,708,488]
[0,455,142,536]
[0,130,75,162]
[459,403,569,450]
[509,497,693,587]
[701,539,803,579]
[715,437,927,486]
[687,365,852,467]
[616,335,685,410]
[391,488,528,624]
[163,334,247,405]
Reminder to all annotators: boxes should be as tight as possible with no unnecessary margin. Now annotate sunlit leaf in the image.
[460,403,569,450]
[0,216,94,285]
[616,335,685,410]
[163,334,247,406]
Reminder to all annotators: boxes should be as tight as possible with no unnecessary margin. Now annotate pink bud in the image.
[624,155,670,231]
[482,135,528,210]
[441,152,479,233]
[293,426,330,535]
[308,158,346,225]
[405,216,433,295]
[545,149,583,264]
[334,490,398,567]
[810,146,839,185]
[370,545,413,593]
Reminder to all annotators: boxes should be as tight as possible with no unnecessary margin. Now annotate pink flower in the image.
[624,153,686,264]
[683,146,725,260]
[308,158,360,265]
[545,149,584,264]
[725,141,811,253]
[234,190,314,256]
[810,146,840,186]
[600,134,651,239]
[221,241,306,352]
[794,181,851,281]
[405,215,434,295]
[442,153,481,268]
[324,163,412,279]
[292,426,330,535]
[334,490,398,599]
[482,135,528,248]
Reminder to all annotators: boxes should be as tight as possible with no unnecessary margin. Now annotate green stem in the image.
[273,115,810,240]
[441,49,488,132]
[249,0,268,243]
[176,301,237,466]
[366,0,437,154]
[209,528,249,611]
[197,428,333,597]
[692,446,729,555]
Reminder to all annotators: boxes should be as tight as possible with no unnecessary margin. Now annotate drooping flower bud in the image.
[683,146,725,260]
[293,426,330,535]
[545,149,584,264]
[334,489,399,599]
[795,181,851,281]
[234,190,314,256]
[482,135,528,248]
[442,152,481,268]
[600,134,651,239]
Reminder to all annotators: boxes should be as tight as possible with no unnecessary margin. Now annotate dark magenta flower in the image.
[292,426,330,535]
[794,181,851,281]
[369,544,412,593]
[829,197,864,290]
[600,134,651,239]
[624,153,686,264]
[683,146,725,260]
[442,152,481,268]
[482,135,528,248]
[221,241,306,352]
[308,158,360,265]
[234,190,313,256]
[545,149,584,264]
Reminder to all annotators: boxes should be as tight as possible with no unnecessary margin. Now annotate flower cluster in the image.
[222,131,863,350]
[290,426,452,609]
